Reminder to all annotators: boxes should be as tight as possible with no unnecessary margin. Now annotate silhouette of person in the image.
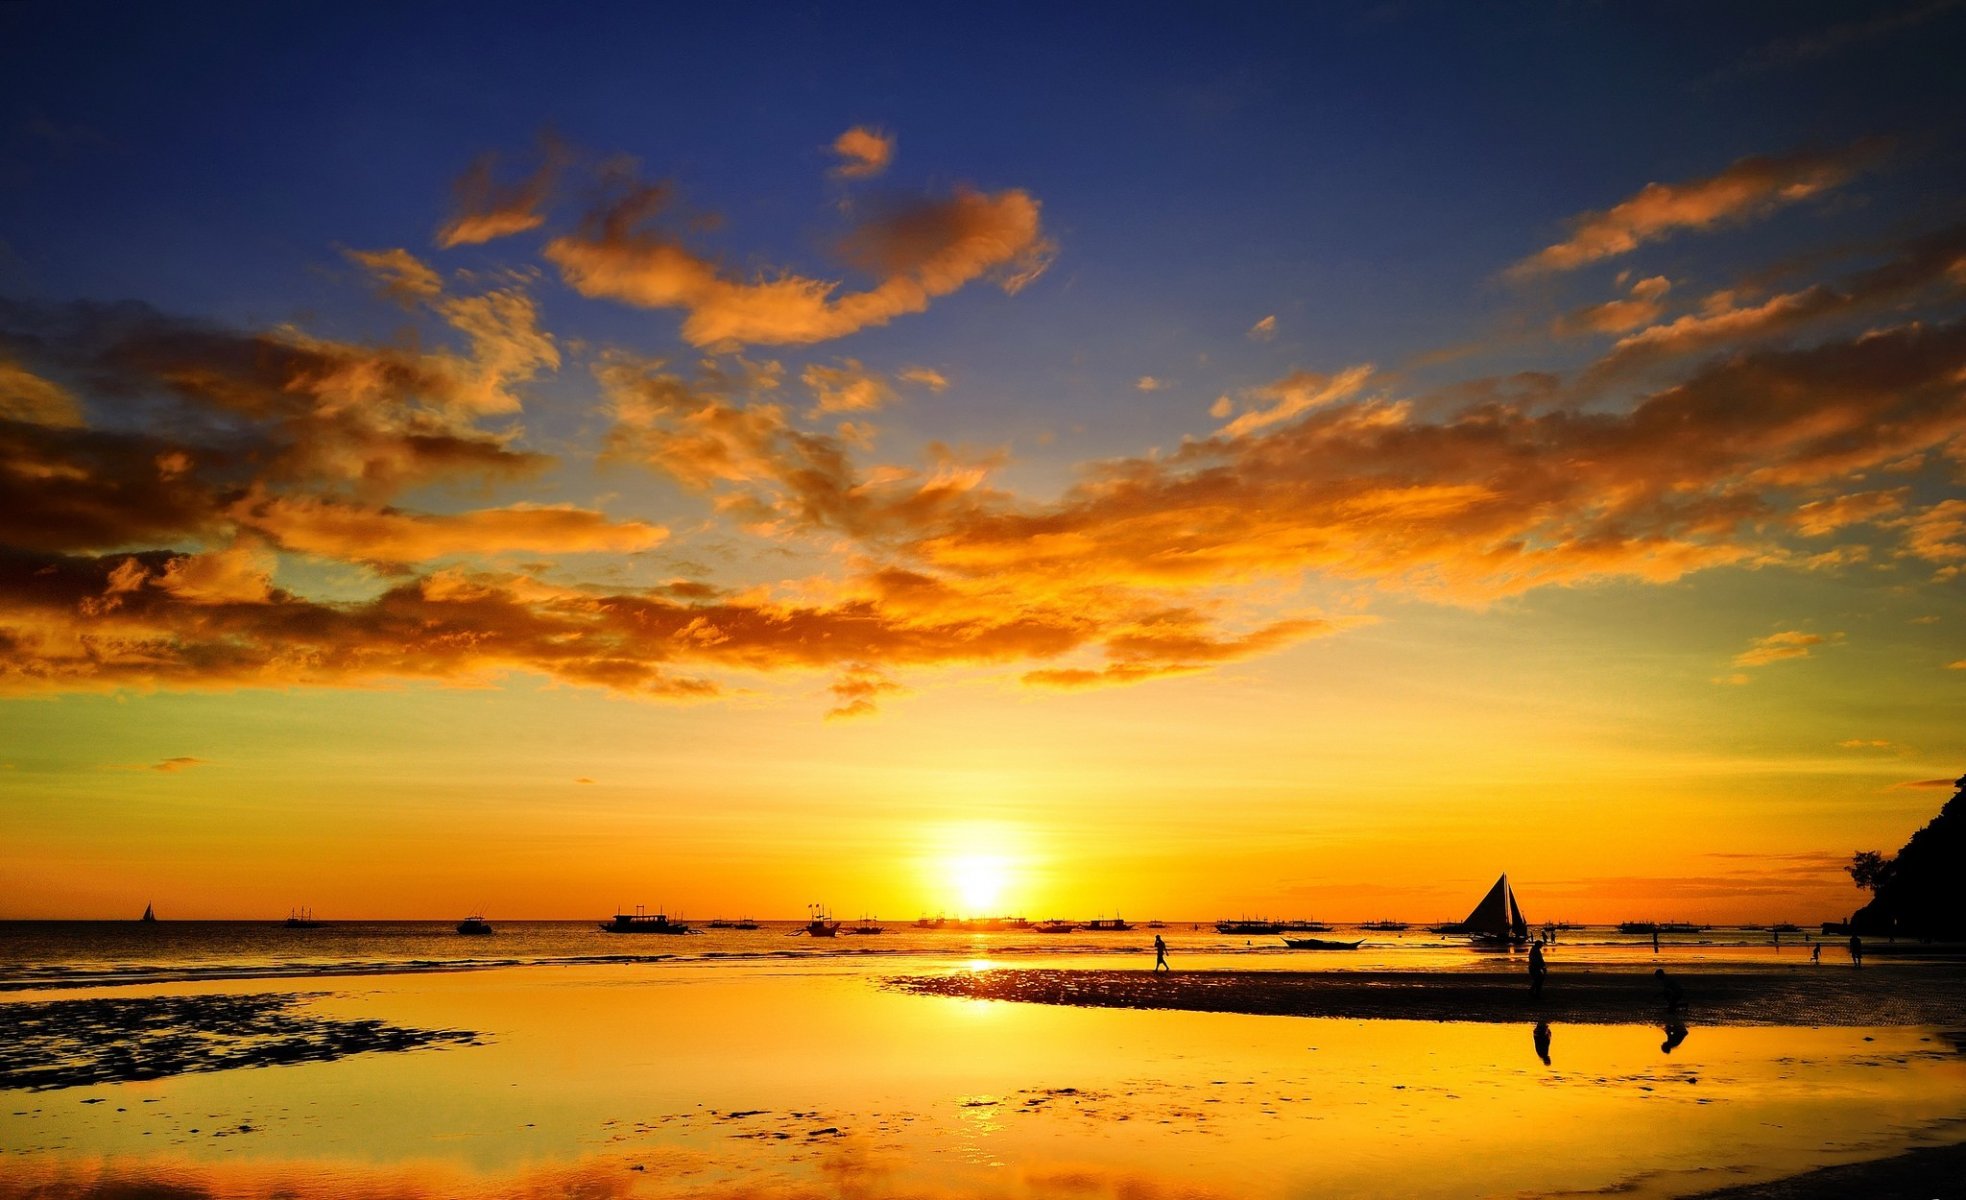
[1661,1020,1688,1054]
[1848,934,1862,968]
[1154,934,1169,973]
[1652,928,1660,954]
[1810,943,1822,965]
[1533,1021,1552,1066]
[1773,930,1780,951]
[1527,940,1548,1001]
[1655,967,1683,1015]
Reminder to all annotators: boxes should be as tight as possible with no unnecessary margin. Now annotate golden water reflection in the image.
[2,961,1963,1200]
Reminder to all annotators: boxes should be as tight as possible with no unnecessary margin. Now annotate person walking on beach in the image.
[1652,928,1660,954]
[1527,940,1548,1001]
[1848,934,1863,968]
[1811,943,1822,965]
[1655,967,1683,1015]
[1153,933,1169,973]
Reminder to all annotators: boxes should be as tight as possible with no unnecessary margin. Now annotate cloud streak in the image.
[1509,144,1881,277]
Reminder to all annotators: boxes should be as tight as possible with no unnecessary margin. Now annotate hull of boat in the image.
[1282,938,1363,950]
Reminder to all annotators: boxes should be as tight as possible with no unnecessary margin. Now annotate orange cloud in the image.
[1218,364,1373,437]
[830,125,894,179]
[345,246,444,302]
[803,359,897,415]
[0,357,82,427]
[1247,314,1277,341]
[436,143,562,248]
[150,756,206,772]
[1554,275,1671,335]
[233,495,668,565]
[1509,143,1881,276]
[546,182,1053,347]
[1733,629,1841,668]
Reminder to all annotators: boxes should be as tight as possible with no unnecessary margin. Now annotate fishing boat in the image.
[1083,916,1132,932]
[798,904,841,937]
[732,918,761,930]
[1659,922,1708,933]
[1215,918,1285,935]
[1034,919,1076,933]
[850,916,885,934]
[1282,919,1331,932]
[914,915,945,929]
[283,907,322,929]
[1145,920,1166,929]
[1360,920,1408,931]
[456,913,493,936]
[599,907,691,934]
[139,903,157,924]
[1618,921,1657,935]
[1457,874,1530,947]
[1281,937,1363,950]
[1770,922,1801,933]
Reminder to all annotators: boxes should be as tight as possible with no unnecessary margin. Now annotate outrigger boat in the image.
[797,904,842,937]
[1216,918,1285,935]
[849,915,885,934]
[1034,919,1076,933]
[1359,920,1408,931]
[1083,916,1132,932]
[600,906,692,934]
[1281,936,1363,950]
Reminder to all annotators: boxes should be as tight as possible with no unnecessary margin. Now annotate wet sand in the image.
[890,963,1966,1027]
[0,992,479,1090]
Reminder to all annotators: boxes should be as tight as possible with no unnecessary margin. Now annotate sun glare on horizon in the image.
[950,854,1009,915]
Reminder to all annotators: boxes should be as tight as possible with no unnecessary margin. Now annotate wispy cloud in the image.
[1508,143,1883,277]
[1733,630,1843,668]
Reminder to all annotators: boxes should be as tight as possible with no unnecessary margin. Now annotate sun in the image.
[950,854,1008,915]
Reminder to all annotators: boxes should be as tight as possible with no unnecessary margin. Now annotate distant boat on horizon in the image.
[1359,920,1408,931]
[283,908,322,929]
[456,913,493,936]
[140,903,157,924]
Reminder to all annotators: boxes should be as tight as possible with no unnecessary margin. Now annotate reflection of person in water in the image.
[1527,940,1548,1001]
[1848,934,1863,968]
[1533,1021,1552,1066]
[1654,967,1683,1014]
[1661,1021,1688,1054]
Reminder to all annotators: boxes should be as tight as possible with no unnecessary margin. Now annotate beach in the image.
[3,926,1964,1200]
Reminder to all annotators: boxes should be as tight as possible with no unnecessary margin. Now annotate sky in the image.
[1,1,1963,922]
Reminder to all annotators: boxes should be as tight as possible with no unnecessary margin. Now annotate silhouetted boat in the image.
[1282,937,1363,950]
[283,908,322,929]
[140,903,157,924]
[1146,920,1166,929]
[799,904,841,937]
[1619,921,1657,934]
[1360,920,1408,931]
[1216,919,1285,935]
[1282,919,1331,932]
[1459,875,1529,947]
[850,916,884,934]
[600,908,691,934]
[732,918,760,930]
[1083,916,1132,931]
[456,914,493,935]
[1770,922,1801,933]
[1034,919,1076,933]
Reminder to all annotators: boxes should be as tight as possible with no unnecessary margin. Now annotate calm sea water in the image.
[0,919,1832,989]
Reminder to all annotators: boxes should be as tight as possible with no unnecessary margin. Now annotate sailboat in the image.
[1458,874,1530,948]
[140,903,157,923]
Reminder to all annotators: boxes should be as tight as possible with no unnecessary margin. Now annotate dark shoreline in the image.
[890,964,1966,1027]
[1680,1139,1966,1199]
